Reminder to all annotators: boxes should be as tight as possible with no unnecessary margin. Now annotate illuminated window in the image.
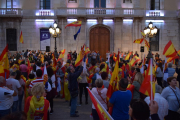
[6,0,17,8]
[150,0,160,10]
[40,0,50,9]
[68,0,77,3]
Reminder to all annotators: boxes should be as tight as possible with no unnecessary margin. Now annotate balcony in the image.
[0,8,22,17]
[56,8,144,18]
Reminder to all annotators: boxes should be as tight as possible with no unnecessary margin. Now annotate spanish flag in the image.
[107,56,119,101]
[130,55,140,67]
[139,58,156,100]
[57,49,66,62]
[163,40,177,57]
[0,45,9,78]
[87,88,113,120]
[178,50,180,56]
[40,54,44,63]
[52,53,57,67]
[85,47,90,54]
[167,56,179,63]
[19,31,24,44]
[75,46,85,67]
[144,39,150,51]
[124,52,132,60]
[65,21,82,28]
[133,38,144,44]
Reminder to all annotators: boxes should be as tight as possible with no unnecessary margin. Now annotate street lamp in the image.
[49,21,61,58]
[144,22,158,60]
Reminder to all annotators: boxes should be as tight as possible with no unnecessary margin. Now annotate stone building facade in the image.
[0,0,180,59]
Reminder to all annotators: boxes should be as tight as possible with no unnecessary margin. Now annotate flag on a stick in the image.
[139,58,155,100]
[19,31,24,44]
[57,49,66,62]
[75,45,85,67]
[133,38,144,44]
[163,40,177,57]
[74,27,81,40]
[65,21,82,28]
[124,52,132,60]
[87,87,114,120]
[130,55,140,67]
[0,45,9,78]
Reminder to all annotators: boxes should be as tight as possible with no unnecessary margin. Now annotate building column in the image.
[115,0,121,8]
[114,17,122,52]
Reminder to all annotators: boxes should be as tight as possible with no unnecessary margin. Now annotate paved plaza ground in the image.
[50,95,93,120]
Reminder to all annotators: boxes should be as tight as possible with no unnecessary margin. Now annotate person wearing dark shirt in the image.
[67,64,83,117]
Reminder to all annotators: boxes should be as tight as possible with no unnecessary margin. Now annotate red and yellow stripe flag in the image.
[141,30,146,38]
[87,88,114,120]
[75,46,85,67]
[144,39,150,51]
[19,31,24,44]
[163,40,177,57]
[0,45,10,78]
[57,49,66,62]
[65,21,82,28]
[130,55,140,67]
[133,38,144,44]
[139,58,156,100]
[167,56,179,64]
[124,52,132,60]
[52,53,57,67]
[178,50,180,56]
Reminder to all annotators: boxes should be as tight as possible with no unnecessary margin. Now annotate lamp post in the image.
[49,21,61,58]
[144,22,158,60]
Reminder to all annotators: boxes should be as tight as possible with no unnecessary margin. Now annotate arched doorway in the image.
[90,26,110,59]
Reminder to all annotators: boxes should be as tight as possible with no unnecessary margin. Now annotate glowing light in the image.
[67,19,77,22]
[103,19,113,22]
[123,19,133,22]
[146,20,164,23]
[87,19,97,22]
[36,19,54,22]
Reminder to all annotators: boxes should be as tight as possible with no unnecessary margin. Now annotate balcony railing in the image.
[0,8,22,16]
[36,10,54,16]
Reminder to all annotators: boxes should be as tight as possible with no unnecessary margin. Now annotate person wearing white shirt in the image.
[91,79,107,120]
[161,77,180,120]
[0,76,17,118]
[6,72,21,113]
[145,84,169,120]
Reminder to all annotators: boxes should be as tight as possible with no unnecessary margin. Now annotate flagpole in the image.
[150,58,153,100]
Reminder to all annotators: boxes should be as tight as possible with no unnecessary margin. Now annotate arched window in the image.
[40,0,50,9]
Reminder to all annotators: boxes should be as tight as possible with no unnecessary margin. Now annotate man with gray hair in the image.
[0,76,17,118]
[144,84,169,120]
[164,63,175,87]
[6,72,21,113]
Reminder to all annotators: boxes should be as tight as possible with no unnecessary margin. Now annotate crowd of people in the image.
[0,49,180,120]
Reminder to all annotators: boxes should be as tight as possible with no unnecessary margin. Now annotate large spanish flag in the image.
[130,55,140,67]
[0,45,9,78]
[167,56,179,64]
[141,30,146,38]
[133,38,144,44]
[57,49,66,62]
[19,31,24,44]
[65,21,82,28]
[139,58,156,100]
[163,40,177,57]
[87,88,114,120]
[75,46,85,67]
[124,52,132,60]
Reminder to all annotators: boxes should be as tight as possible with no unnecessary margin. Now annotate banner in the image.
[40,29,51,51]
